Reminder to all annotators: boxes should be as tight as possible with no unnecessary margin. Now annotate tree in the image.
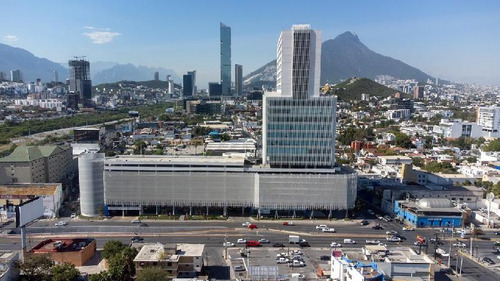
[484,139,500,152]
[15,254,53,281]
[102,240,127,260]
[422,161,457,174]
[52,263,80,281]
[394,132,412,149]
[134,140,148,154]
[136,267,170,281]
[89,271,111,281]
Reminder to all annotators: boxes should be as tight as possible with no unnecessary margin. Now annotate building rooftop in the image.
[106,155,245,166]
[31,238,94,253]
[134,243,204,263]
[0,145,69,163]
[0,184,60,197]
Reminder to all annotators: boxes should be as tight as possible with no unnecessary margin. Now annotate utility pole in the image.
[448,241,452,267]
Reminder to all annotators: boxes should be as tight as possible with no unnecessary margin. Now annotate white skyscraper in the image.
[276,24,321,99]
[263,25,337,168]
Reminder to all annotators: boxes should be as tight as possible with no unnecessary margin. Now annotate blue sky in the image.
[2,0,500,86]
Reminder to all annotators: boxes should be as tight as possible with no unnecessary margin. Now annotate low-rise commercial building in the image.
[30,238,96,266]
[394,198,463,228]
[134,243,204,278]
[0,183,62,219]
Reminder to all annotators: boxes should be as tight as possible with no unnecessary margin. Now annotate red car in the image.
[246,240,261,247]
[283,221,294,226]
[248,224,258,229]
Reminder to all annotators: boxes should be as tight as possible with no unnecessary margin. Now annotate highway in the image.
[2,216,500,281]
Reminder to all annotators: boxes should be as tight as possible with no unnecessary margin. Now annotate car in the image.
[414,241,424,246]
[70,213,76,218]
[299,241,310,247]
[320,255,331,261]
[316,225,327,230]
[377,215,384,220]
[436,248,449,257]
[54,221,67,226]
[248,224,258,229]
[360,220,369,226]
[495,231,500,235]
[365,240,380,245]
[290,249,303,255]
[131,236,144,242]
[479,208,487,213]
[497,256,500,260]
[402,226,415,231]
[453,242,467,248]
[276,257,289,264]
[223,242,235,247]
[377,243,388,247]
[283,221,295,226]
[372,225,383,230]
[386,231,398,235]
[246,240,261,247]
[276,252,288,258]
[237,238,247,244]
[322,227,336,233]
[331,242,342,248]
[138,222,148,227]
[131,219,141,224]
[259,238,270,244]
[242,222,251,227]
[482,257,495,265]
[383,216,393,222]
[387,236,402,242]
[343,239,356,244]
[289,260,305,267]
[273,242,285,248]
[234,265,245,271]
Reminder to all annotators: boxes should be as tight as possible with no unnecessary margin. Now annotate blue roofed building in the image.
[394,198,463,228]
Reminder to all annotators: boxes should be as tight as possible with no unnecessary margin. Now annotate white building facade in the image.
[477,106,500,138]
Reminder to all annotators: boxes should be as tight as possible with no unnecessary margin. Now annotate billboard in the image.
[15,197,44,227]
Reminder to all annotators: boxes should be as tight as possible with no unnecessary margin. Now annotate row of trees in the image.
[15,255,79,281]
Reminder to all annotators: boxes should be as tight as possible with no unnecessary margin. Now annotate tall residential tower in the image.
[235,64,243,96]
[220,22,231,96]
[68,58,92,107]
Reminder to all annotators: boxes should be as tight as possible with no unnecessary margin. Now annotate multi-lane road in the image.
[1,216,500,280]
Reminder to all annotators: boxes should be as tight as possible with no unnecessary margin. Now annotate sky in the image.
[1,0,500,86]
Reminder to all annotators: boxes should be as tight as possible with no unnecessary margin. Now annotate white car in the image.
[259,238,270,244]
[453,242,466,248]
[387,236,402,242]
[223,242,235,247]
[276,257,289,264]
[316,225,327,230]
[289,260,305,267]
[242,222,251,227]
[402,227,414,231]
[277,253,288,258]
[343,239,356,244]
[290,250,303,255]
[54,221,67,226]
[386,231,398,235]
[331,242,342,248]
[436,248,449,257]
[322,227,336,233]
[237,238,247,244]
[365,240,380,245]
[70,213,76,218]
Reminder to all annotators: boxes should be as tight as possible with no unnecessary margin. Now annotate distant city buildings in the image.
[167,75,175,95]
[235,64,243,96]
[53,70,59,83]
[10,69,22,82]
[68,58,92,107]
[220,22,231,96]
[183,71,196,97]
[209,82,222,97]
[154,71,159,81]
[413,85,424,99]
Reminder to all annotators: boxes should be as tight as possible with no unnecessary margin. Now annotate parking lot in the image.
[227,245,336,279]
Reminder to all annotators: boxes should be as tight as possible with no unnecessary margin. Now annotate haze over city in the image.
[2,0,500,86]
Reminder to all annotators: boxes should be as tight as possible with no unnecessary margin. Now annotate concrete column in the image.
[189,206,192,216]
[206,206,209,216]
[172,206,175,215]
[274,210,278,219]
[156,205,159,215]
[258,209,261,220]
[122,205,125,217]
[139,204,143,216]
[293,210,296,219]
[310,210,314,220]
[242,206,245,215]
[223,206,227,217]
[328,209,332,219]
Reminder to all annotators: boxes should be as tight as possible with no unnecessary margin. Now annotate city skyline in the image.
[1,0,500,86]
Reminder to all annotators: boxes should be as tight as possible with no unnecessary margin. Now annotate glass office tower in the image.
[220,22,231,96]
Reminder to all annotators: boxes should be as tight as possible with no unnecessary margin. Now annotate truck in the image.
[289,235,300,244]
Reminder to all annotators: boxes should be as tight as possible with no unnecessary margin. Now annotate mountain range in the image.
[0,43,179,84]
[244,31,435,88]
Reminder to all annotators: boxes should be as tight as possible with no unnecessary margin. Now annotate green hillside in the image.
[326,77,401,101]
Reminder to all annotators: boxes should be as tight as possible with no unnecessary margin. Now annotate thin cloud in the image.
[4,35,18,42]
[83,27,120,44]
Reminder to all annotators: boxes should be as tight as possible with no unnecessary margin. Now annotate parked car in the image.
[322,227,336,233]
[290,250,303,255]
[316,225,327,230]
[70,213,76,218]
[482,257,495,265]
[360,220,369,226]
[320,255,331,261]
[237,238,247,244]
[276,257,289,264]
[289,260,305,267]
[223,242,235,247]
[234,265,246,271]
[259,238,270,244]
[273,242,285,248]
[131,236,144,243]
[331,242,342,248]
[54,221,67,226]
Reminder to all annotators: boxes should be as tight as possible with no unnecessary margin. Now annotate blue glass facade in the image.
[220,23,231,96]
